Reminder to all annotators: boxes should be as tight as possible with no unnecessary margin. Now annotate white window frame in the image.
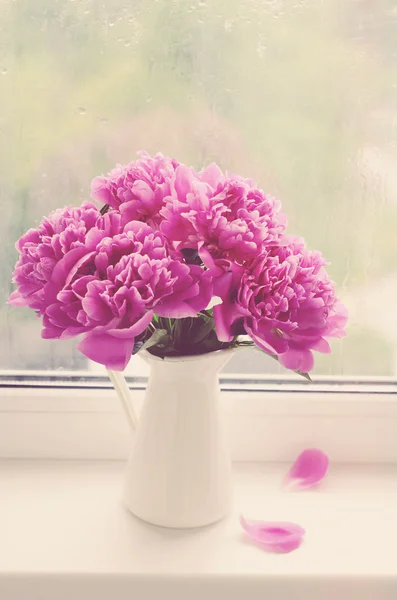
[1,371,396,463]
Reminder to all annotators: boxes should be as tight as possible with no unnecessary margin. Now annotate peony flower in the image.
[9,198,213,370]
[40,221,212,370]
[91,152,285,264]
[90,151,179,227]
[9,202,120,314]
[214,239,348,373]
[160,163,286,262]
[9,152,347,374]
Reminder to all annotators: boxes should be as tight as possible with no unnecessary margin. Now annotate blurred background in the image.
[1,0,397,377]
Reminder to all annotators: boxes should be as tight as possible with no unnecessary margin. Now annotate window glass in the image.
[2,0,396,376]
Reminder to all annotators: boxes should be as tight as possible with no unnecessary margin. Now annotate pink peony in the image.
[46,222,212,370]
[214,239,347,373]
[91,152,286,264]
[9,202,120,314]
[10,203,212,370]
[9,152,348,374]
[90,151,179,227]
[75,221,211,369]
[160,163,286,262]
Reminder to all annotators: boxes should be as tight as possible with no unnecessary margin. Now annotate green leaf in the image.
[180,248,203,265]
[172,318,185,350]
[132,340,144,355]
[195,330,225,353]
[197,310,213,320]
[140,329,169,352]
[148,344,179,358]
[296,371,312,382]
[190,317,215,344]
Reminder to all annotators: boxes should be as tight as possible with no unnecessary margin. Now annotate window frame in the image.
[1,373,396,463]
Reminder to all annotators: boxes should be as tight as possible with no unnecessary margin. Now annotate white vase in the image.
[122,348,234,529]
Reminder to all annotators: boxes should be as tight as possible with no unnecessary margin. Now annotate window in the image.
[2,0,397,379]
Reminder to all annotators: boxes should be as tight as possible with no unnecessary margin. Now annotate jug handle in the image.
[107,369,138,433]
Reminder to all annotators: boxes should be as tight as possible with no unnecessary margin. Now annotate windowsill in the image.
[1,386,397,463]
[1,460,396,600]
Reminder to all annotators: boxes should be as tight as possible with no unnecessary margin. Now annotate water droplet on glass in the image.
[197,0,206,6]
[257,43,266,58]
[224,20,232,31]
[117,37,123,43]
[124,40,131,47]
[1,68,7,75]
[78,107,86,115]
[146,96,153,103]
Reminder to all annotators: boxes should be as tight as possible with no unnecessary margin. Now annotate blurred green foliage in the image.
[1,0,397,374]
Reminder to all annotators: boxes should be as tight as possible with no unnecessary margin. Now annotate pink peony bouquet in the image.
[9,152,347,373]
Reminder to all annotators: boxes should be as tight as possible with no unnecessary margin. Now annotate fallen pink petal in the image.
[283,448,330,492]
[240,515,305,553]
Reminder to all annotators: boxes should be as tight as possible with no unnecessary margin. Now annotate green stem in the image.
[167,318,173,335]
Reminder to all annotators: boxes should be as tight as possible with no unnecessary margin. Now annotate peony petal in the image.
[105,311,154,339]
[90,176,114,205]
[240,515,305,553]
[283,448,329,492]
[150,302,198,318]
[132,180,155,204]
[245,321,289,355]
[185,268,213,313]
[206,295,222,310]
[279,348,314,373]
[198,245,219,273]
[198,162,225,188]
[77,312,153,369]
[8,290,27,306]
[78,331,135,370]
[212,264,245,342]
[310,337,331,354]
[51,247,95,288]
[173,164,195,200]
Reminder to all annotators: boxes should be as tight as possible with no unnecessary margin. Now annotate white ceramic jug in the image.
[122,349,234,528]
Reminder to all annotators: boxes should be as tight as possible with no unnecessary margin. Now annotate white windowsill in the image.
[1,386,397,462]
[1,460,396,600]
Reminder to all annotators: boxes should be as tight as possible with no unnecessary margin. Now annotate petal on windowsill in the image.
[282,448,329,492]
[240,515,305,553]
